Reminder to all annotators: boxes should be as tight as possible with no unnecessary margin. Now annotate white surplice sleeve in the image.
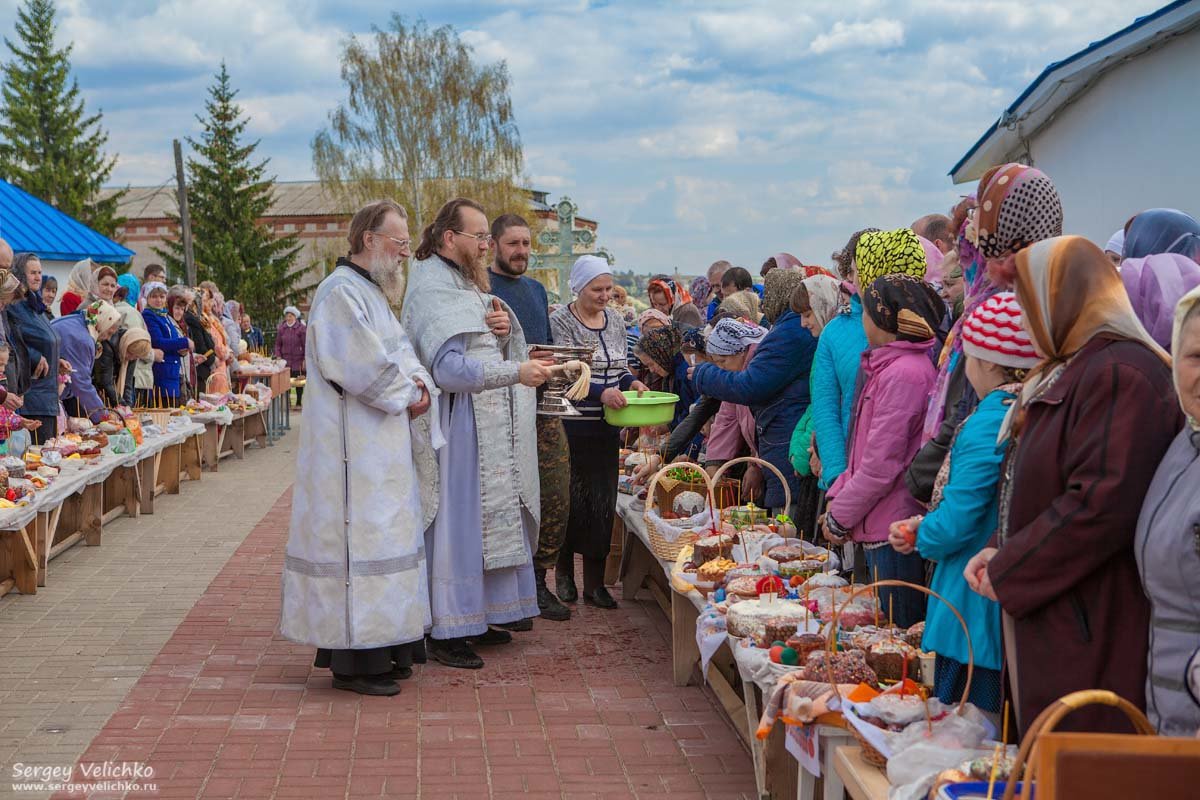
[309,285,425,416]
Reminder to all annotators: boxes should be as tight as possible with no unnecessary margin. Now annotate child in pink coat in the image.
[823,274,946,627]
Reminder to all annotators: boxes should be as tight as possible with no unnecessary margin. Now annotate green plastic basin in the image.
[603,391,679,427]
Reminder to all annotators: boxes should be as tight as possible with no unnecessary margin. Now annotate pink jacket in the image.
[827,339,936,543]
[705,344,759,462]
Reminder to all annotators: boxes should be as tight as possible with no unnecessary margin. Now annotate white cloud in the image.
[810,18,905,55]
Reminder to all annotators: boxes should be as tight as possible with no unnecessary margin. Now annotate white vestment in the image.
[279,264,437,649]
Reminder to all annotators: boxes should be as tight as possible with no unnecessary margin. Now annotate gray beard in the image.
[365,251,407,305]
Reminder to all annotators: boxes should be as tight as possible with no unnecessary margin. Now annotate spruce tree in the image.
[156,63,302,325]
[0,0,125,236]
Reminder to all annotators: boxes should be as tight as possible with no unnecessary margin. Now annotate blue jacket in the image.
[810,294,867,490]
[8,298,60,417]
[142,308,189,397]
[692,308,815,508]
[916,387,1012,672]
[668,352,698,428]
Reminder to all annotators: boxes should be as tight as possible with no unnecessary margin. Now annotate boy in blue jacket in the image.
[886,293,1039,712]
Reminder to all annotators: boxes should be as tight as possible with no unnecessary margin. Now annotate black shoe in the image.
[583,587,618,609]
[557,573,578,603]
[537,584,571,621]
[466,627,513,646]
[498,618,533,632]
[331,673,401,696]
[427,637,484,669]
[385,665,413,680]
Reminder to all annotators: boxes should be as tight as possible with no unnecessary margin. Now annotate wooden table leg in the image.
[138,457,156,514]
[744,681,769,799]
[34,512,48,587]
[820,728,851,800]
[230,418,246,459]
[82,484,102,547]
[8,525,37,594]
[605,513,625,586]
[671,588,701,687]
[183,434,202,481]
[618,528,655,602]
[201,424,220,471]
[161,443,181,494]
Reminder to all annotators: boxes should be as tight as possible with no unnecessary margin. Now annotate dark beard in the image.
[494,253,528,277]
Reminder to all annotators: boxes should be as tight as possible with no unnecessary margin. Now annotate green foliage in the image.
[155,64,302,324]
[0,0,125,236]
[313,15,527,233]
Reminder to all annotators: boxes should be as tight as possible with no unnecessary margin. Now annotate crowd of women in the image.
[0,251,310,446]
[566,162,1200,741]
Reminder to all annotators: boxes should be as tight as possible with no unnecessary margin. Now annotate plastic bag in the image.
[124,416,144,445]
[108,430,136,454]
[7,428,30,458]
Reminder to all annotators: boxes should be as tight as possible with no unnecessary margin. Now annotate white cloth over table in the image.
[279,265,435,650]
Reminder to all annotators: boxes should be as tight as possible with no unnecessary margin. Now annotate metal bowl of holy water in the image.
[535,345,594,417]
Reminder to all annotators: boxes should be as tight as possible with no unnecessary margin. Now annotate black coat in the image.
[1,305,31,396]
[184,311,214,390]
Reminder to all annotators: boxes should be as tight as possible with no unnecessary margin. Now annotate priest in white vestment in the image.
[404,197,552,669]
[280,199,438,696]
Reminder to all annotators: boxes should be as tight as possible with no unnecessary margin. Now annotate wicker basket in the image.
[1001,690,1156,800]
[134,408,175,428]
[710,455,793,521]
[644,461,716,561]
[826,580,974,768]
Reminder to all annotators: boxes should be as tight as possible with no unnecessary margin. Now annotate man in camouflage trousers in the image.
[486,213,571,622]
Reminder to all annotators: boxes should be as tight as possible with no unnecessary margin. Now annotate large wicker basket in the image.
[826,579,974,768]
[709,455,793,516]
[644,461,716,561]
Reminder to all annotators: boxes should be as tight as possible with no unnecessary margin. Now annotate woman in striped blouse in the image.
[550,256,649,609]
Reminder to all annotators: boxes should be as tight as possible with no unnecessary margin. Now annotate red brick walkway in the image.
[55,488,756,799]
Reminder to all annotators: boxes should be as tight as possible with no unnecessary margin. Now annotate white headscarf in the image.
[1105,228,1125,256]
[569,255,612,295]
[706,318,767,356]
[800,274,843,330]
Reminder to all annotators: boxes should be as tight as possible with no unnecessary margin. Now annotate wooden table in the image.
[833,746,889,800]
[199,407,268,471]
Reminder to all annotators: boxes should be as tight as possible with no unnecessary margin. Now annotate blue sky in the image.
[0,0,1168,273]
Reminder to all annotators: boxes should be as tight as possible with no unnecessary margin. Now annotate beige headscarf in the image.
[798,274,843,330]
[720,289,761,322]
[1001,235,1168,440]
[1171,284,1200,430]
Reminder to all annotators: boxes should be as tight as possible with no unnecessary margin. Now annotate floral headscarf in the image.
[66,259,99,302]
[1001,235,1168,440]
[689,276,711,306]
[863,274,944,343]
[1121,253,1200,351]
[969,163,1063,259]
[795,274,843,330]
[855,228,927,289]
[637,308,671,331]
[636,325,682,371]
[648,277,691,309]
[762,267,805,324]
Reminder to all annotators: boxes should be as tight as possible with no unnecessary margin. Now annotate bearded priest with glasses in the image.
[279,199,438,697]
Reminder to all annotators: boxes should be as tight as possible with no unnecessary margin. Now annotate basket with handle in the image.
[1000,690,1156,800]
[644,461,717,561]
[710,455,793,522]
[824,579,974,768]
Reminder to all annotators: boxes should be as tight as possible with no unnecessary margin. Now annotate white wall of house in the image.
[1022,27,1200,248]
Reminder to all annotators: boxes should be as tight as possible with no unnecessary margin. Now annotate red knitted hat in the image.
[960,291,1040,369]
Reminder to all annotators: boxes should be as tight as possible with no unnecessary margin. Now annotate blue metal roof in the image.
[949,0,1193,178]
[0,179,134,263]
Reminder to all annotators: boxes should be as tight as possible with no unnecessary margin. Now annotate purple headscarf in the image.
[1121,253,1200,352]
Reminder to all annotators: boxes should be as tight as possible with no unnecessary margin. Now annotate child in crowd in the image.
[0,343,41,453]
[823,273,945,628]
[887,293,1037,713]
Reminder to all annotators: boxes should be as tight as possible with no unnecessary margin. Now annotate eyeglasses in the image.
[377,234,411,250]
[452,230,493,245]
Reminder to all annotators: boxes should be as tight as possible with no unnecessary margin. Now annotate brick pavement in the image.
[49,486,756,799]
[4,416,756,799]
[0,423,298,799]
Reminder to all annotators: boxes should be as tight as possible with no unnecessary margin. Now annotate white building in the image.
[950,0,1200,247]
